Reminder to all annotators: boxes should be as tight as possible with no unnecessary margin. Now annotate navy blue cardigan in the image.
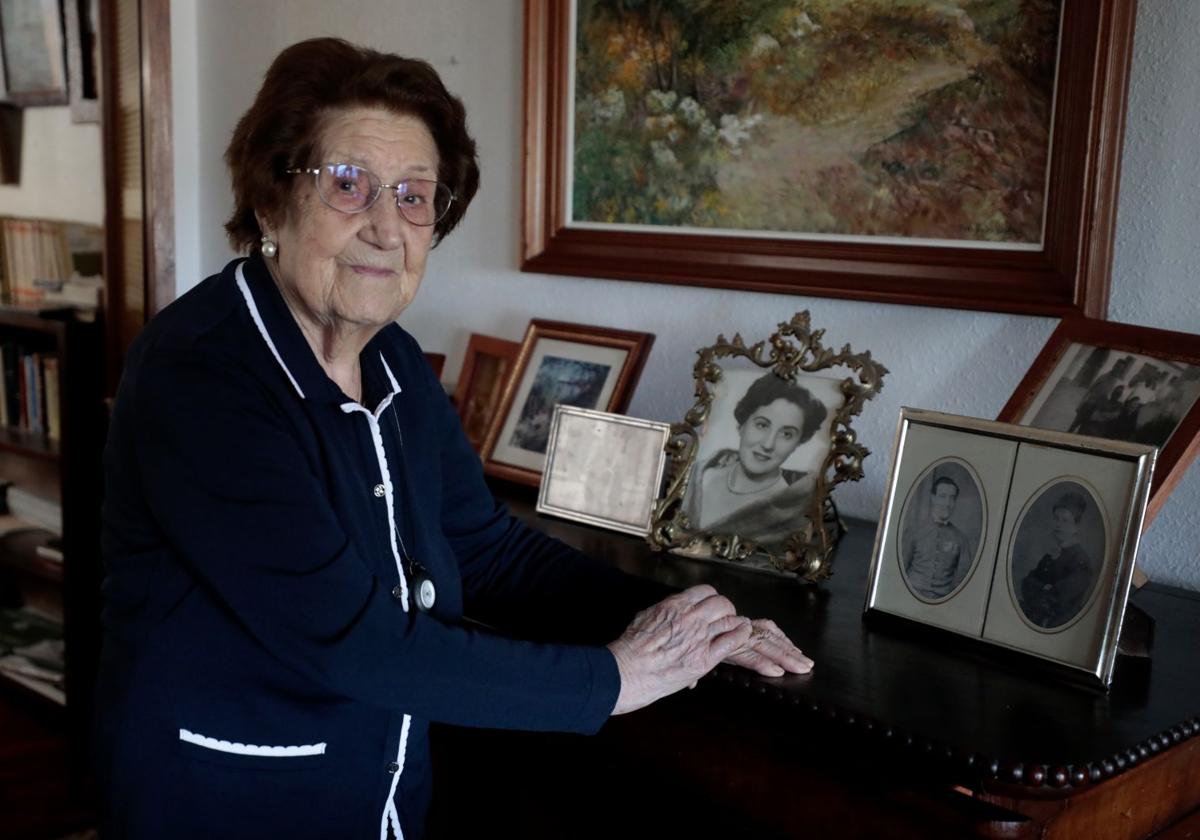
[94,255,664,839]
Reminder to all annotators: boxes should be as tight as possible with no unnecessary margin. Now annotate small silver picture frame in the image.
[865,409,1156,688]
[537,406,670,536]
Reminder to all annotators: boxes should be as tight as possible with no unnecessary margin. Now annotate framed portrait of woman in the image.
[681,369,841,546]
[649,312,887,581]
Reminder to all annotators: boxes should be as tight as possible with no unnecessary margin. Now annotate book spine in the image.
[1,341,18,429]
[0,344,8,428]
[1,220,16,303]
[42,356,59,442]
[0,217,8,302]
[17,351,27,430]
[31,352,43,434]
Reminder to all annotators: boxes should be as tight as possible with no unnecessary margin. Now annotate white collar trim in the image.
[235,262,306,399]
[236,262,404,407]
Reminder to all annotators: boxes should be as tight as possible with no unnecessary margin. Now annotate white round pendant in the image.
[417,579,436,611]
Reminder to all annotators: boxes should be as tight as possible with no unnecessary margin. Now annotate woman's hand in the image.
[607,585,752,715]
[723,618,813,677]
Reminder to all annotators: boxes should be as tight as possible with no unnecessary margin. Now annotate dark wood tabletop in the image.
[501,488,1200,794]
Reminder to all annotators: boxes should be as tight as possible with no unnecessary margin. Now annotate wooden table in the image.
[428,488,1200,839]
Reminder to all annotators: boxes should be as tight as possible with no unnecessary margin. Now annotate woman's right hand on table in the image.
[606,585,751,715]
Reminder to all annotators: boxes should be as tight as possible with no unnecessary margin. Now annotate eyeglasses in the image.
[286,163,455,227]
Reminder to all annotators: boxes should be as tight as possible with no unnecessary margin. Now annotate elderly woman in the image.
[93,39,811,840]
[685,372,828,546]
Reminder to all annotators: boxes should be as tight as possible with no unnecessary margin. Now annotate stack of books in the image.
[0,344,61,440]
[0,487,64,703]
[6,486,61,535]
[0,606,64,704]
[0,216,103,307]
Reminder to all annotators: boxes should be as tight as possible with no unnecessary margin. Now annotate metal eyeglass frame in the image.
[285,164,455,226]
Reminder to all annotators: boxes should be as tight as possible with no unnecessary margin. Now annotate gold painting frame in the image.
[648,311,887,581]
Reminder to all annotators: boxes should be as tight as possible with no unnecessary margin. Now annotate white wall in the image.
[172,0,1200,589]
[0,107,103,225]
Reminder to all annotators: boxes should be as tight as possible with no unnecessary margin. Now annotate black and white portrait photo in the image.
[1010,480,1106,631]
[896,460,984,602]
[1022,344,1200,449]
[682,369,841,548]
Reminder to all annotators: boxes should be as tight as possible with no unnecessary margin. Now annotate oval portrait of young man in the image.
[896,458,985,603]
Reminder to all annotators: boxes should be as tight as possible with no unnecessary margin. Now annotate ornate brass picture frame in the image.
[649,312,887,581]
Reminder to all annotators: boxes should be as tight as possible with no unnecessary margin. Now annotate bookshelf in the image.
[0,308,103,761]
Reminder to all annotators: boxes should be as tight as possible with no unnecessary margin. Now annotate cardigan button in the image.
[373,483,386,498]
[386,761,399,774]
[391,585,404,600]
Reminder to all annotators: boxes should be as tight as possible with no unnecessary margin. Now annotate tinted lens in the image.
[395,180,452,226]
[317,164,378,212]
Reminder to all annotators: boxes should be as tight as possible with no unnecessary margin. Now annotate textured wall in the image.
[0,108,103,225]
[173,0,1200,588]
[1106,1,1200,587]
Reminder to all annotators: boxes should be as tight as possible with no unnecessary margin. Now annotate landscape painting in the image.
[571,0,1062,245]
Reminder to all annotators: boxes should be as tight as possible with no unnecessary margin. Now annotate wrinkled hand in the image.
[723,618,813,678]
[607,585,751,715]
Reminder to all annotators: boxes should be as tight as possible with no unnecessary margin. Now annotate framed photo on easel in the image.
[537,406,670,536]
[482,319,654,486]
[998,317,1200,526]
[649,311,887,581]
[453,333,520,453]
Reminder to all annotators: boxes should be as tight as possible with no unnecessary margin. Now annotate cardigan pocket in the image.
[177,728,328,771]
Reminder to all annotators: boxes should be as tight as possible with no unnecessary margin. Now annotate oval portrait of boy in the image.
[1009,479,1107,632]
[896,459,985,603]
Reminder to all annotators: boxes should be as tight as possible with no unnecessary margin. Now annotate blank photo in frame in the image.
[537,406,670,536]
[866,409,1155,688]
[482,319,654,486]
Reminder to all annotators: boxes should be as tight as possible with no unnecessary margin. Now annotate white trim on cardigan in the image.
[236,259,413,840]
[340,396,412,840]
[178,729,326,757]
[235,264,306,399]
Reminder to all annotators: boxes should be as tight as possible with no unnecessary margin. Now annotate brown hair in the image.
[733,373,827,444]
[224,38,479,251]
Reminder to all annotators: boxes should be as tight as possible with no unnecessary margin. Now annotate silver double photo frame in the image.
[866,409,1156,688]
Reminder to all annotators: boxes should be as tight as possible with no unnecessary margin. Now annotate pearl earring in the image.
[260,235,278,258]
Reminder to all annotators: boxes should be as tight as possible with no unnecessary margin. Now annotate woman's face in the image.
[1052,507,1079,545]
[266,106,439,332]
[737,397,807,479]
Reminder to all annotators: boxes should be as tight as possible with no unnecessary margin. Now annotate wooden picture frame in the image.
[997,318,1200,527]
[452,333,520,453]
[423,352,446,380]
[0,104,20,183]
[0,0,69,106]
[866,409,1155,689]
[522,0,1136,318]
[482,319,654,486]
[63,0,98,123]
